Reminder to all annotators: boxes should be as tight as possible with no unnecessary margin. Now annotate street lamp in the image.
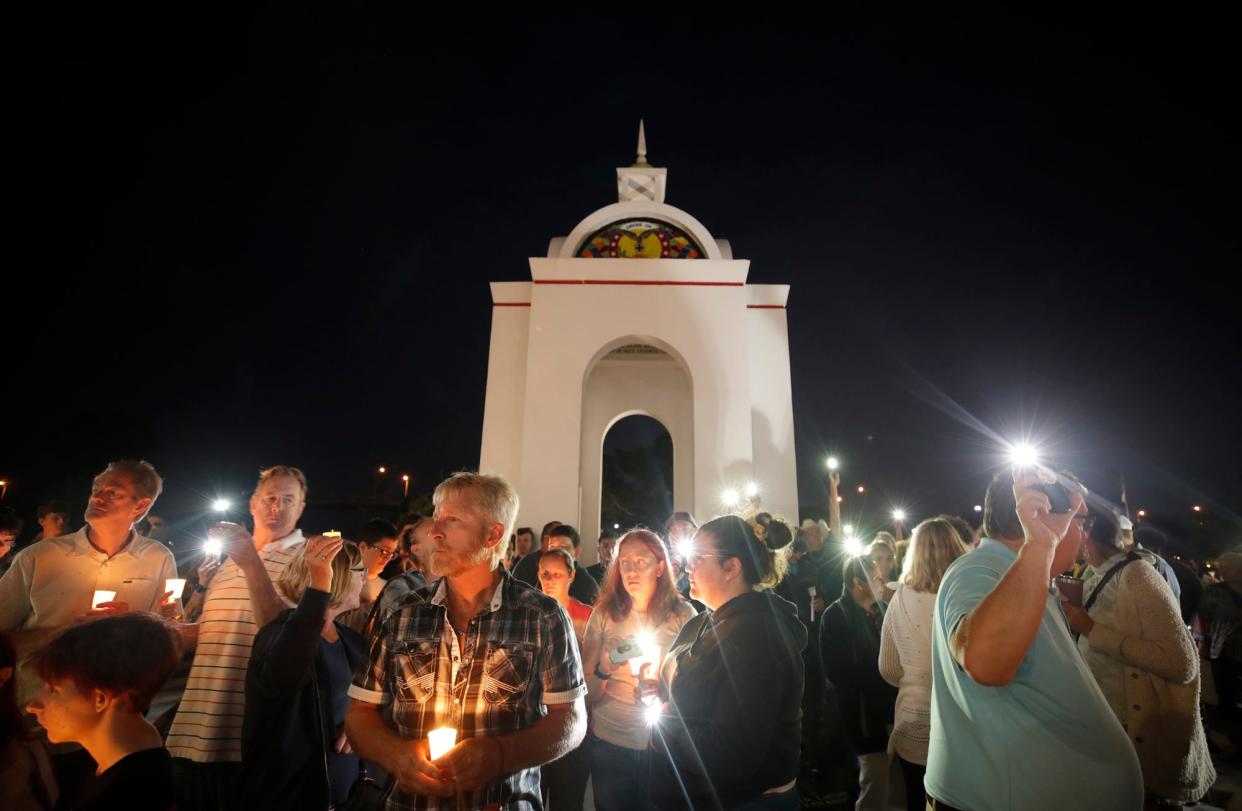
[857,485,866,494]
[1192,505,1202,513]
[377,466,387,474]
[0,480,7,499]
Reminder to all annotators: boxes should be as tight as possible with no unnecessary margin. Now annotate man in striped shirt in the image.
[166,465,309,811]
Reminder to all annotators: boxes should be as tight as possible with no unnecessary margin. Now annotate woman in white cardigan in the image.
[878,517,969,811]
[1063,509,1215,807]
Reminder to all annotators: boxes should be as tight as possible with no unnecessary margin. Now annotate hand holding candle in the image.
[91,590,116,610]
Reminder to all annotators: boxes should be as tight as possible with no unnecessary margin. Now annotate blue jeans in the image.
[589,734,651,811]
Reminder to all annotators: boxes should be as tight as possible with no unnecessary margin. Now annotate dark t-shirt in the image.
[55,747,175,811]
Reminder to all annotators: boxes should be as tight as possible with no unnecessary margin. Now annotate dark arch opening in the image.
[600,415,673,534]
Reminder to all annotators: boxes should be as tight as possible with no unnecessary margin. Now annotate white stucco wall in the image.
[577,354,694,563]
[480,214,797,566]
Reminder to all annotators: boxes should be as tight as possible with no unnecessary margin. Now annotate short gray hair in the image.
[99,460,163,517]
[433,472,520,565]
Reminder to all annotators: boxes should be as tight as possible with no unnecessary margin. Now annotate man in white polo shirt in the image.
[166,465,309,811]
[0,459,179,708]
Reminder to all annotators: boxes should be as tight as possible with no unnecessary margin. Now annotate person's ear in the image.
[132,498,153,523]
[723,557,743,581]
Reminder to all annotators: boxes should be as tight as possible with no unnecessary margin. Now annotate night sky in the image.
[8,8,1240,547]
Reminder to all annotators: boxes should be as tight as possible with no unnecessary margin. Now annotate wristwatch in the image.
[594,664,611,680]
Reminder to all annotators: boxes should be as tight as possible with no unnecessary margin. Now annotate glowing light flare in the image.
[974,505,983,513]
[203,537,223,557]
[844,536,866,558]
[1007,442,1040,468]
[843,523,854,534]
[836,496,843,503]
[613,523,620,530]
[1193,505,1202,512]
[212,498,231,513]
[630,631,661,680]
[1137,510,1147,518]
[378,466,387,474]
[675,539,694,560]
[825,456,839,471]
[892,510,906,523]
[721,489,739,507]
[644,703,662,726]
[744,482,759,498]
[428,727,457,760]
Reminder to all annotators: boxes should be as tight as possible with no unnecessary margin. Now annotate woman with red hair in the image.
[582,529,696,811]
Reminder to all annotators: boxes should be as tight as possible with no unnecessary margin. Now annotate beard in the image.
[429,535,492,578]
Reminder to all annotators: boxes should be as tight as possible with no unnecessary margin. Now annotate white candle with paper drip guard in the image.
[323,530,342,538]
[165,579,187,604]
[91,590,116,610]
[629,631,662,705]
[428,727,457,760]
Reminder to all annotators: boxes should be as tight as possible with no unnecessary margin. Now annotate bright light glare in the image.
[844,536,866,557]
[826,456,839,471]
[212,499,231,512]
[892,510,906,522]
[613,523,620,530]
[675,539,694,560]
[203,538,223,556]
[857,485,866,494]
[377,466,386,474]
[974,505,983,513]
[1137,510,1146,518]
[744,482,759,498]
[721,489,739,507]
[843,523,854,534]
[644,703,662,726]
[1007,442,1039,468]
[1193,505,1202,512]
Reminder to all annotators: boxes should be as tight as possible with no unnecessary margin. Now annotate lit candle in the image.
[165,579,187,604]
[428,727,457,760]
[91,590,116,609]
[324,531,342,538]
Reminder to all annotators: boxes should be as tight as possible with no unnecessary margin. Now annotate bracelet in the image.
[594,664,611,681]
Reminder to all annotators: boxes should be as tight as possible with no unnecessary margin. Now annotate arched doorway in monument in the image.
[578,340,694,564]
[600,415,674,534]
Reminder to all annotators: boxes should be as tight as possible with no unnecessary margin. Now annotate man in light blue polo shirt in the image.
[926,469,1143,810]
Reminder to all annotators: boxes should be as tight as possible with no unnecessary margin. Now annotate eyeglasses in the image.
[686,553,724,569]
[370,547,398,561]
[618,558,657,573]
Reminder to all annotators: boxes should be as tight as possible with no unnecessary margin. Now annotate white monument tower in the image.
[479,124,797,562]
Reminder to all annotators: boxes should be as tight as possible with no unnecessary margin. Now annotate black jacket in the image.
[818,596,896,755]
[238,588,367,811]
[650,589,806,810]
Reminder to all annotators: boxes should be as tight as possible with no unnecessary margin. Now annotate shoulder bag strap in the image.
[1084,551,1141,612]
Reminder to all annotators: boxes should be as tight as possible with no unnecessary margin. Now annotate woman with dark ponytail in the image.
[648,514,806,810]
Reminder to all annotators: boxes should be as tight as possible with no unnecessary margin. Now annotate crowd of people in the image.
[0,458,1236,810]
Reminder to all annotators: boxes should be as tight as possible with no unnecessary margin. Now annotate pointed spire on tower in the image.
[617,119,667,203]
[635,119,649,166]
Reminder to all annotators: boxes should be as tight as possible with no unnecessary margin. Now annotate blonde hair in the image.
[277,540,361,608]
[900,518,969,593]
[256,465,308,499]
[433,472,520,566]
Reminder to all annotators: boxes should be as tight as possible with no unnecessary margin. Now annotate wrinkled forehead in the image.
[93,470,134,491]
[256,475,303,500]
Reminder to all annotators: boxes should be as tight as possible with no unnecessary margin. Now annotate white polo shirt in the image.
[0,527,179,706]
[166,530,304,763]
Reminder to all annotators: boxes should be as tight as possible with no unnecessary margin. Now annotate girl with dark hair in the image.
[649,515,805,810]
[819,554,897,811]
[582,529,695,811]
[0,632,55,810]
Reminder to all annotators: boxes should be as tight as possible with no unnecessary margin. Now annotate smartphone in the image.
[608,637,643,666]
[1031,468,1088,514]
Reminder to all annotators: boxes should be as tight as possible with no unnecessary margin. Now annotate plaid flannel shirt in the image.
[349,567,586,810]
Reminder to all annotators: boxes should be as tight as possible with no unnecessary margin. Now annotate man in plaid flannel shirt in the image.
[346,472,587,810]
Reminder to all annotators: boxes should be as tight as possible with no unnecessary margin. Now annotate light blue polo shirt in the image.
[925,539,1143,810]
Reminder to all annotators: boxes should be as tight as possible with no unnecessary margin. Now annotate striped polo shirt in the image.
[166,530,304,762]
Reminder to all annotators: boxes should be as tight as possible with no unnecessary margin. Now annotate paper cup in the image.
[91,590,116,609]
[428,727,457,760]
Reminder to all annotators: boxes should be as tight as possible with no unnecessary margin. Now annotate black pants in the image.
[896,754,926,811]
[171,758,243,811]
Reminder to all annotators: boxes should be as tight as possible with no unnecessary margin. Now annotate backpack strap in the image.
[1084,551,1141,612]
